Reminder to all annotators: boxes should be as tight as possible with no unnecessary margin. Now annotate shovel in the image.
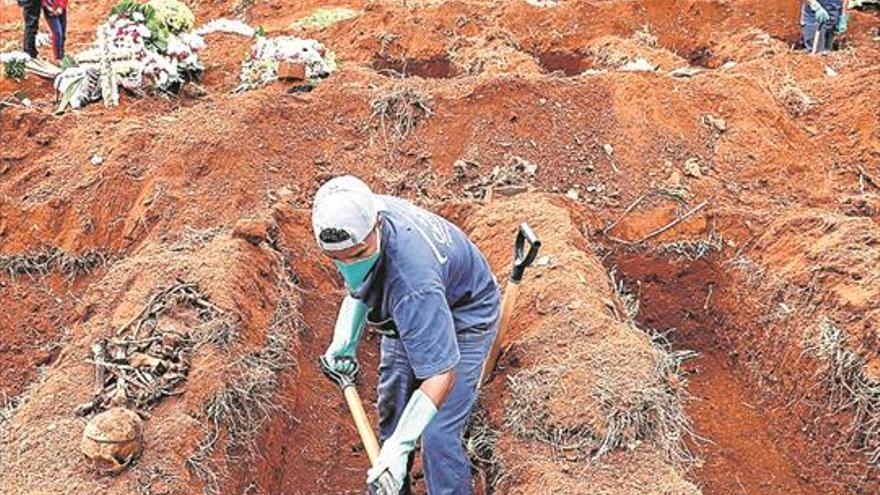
[319,356,381,465]
[480,223,542,386]
[811,21,824,54]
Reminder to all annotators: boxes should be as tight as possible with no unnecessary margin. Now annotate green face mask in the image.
[334,250,380,292]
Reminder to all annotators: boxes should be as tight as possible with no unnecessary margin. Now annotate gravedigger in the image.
[313,175,539,495]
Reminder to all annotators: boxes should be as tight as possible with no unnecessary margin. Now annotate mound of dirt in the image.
[586,35,687,72]
[723,210,880,490]
[465,194,697,495]
[0,231,298,494]
[710,28,790,64]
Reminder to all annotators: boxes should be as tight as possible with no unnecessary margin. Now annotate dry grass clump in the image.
[464,404,507,490]
[777,83,812,117]
[504,325,696,467]
[367,85,433,140]
[804,317,880,465]
[656,231,723,260]
[446,27,533,76]
[632,25,658,47]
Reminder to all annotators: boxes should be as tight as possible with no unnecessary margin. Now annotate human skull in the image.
[81,407,144,474]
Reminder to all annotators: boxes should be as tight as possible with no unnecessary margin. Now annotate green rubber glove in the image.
[323,295,367,375]
[836,12,849,34]
[809,0,831,25]
[366,390,438,495]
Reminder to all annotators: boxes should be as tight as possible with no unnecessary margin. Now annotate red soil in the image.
[2,0,880,493]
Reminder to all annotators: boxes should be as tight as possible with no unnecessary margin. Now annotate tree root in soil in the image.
[804,317,880,466]
[0,248,109,279]
[602,189,710,247]
[465,404,507,492]
[187,297,299,495]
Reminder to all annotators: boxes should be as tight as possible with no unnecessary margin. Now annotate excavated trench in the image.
[604,250,818,494]
[371,55,458,79]
[603,229,880,495]
[533,50,594,76]
[1,194,877,495]
[243,195,847,495]
[245,197,699,494]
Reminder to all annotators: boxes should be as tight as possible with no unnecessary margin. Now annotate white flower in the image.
[165,37,186,57]
[133,12,144,21]
[180,33,205,51]
[0,51,31,63]
[136,24,152,38]
[194,18,255,37]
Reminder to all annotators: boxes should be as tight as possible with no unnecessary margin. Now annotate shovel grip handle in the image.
[319,355,358,389]
[511,223,541,283]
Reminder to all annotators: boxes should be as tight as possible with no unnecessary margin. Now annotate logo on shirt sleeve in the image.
[400,209,452,263]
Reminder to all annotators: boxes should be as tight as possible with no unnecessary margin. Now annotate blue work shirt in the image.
[353,196,500,379]
[814,0,843,9]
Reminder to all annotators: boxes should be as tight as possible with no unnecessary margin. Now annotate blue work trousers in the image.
[376,321,497,495]
[801,0,842,52]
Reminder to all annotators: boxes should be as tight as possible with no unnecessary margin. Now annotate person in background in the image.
[18,0,41,58]
[18,0,67,60]
[802,0,849,53]
[42,0,68,60]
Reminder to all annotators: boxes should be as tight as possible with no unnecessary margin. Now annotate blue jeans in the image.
[44,9,67,60]
[376,321,497,495]
[801,0,842,52]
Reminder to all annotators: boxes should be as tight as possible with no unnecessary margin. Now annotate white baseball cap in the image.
[312,175,386,251]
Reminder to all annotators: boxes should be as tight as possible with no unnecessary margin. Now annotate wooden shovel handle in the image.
[480,281,522,386]
[343,385,381,466]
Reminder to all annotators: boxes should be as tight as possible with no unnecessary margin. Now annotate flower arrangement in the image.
[237,35,335,91]
[54,0,205,111]
[1,51,31,79]
[101,7,203,90]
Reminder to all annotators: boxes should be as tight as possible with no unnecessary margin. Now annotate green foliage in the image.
[59,55,78,70]
[109,0,141,16]
[291,7,358,30]
[55,74,82,114]
[109,0,170,52]
[3,61,26,80]
[146,0,196,33]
